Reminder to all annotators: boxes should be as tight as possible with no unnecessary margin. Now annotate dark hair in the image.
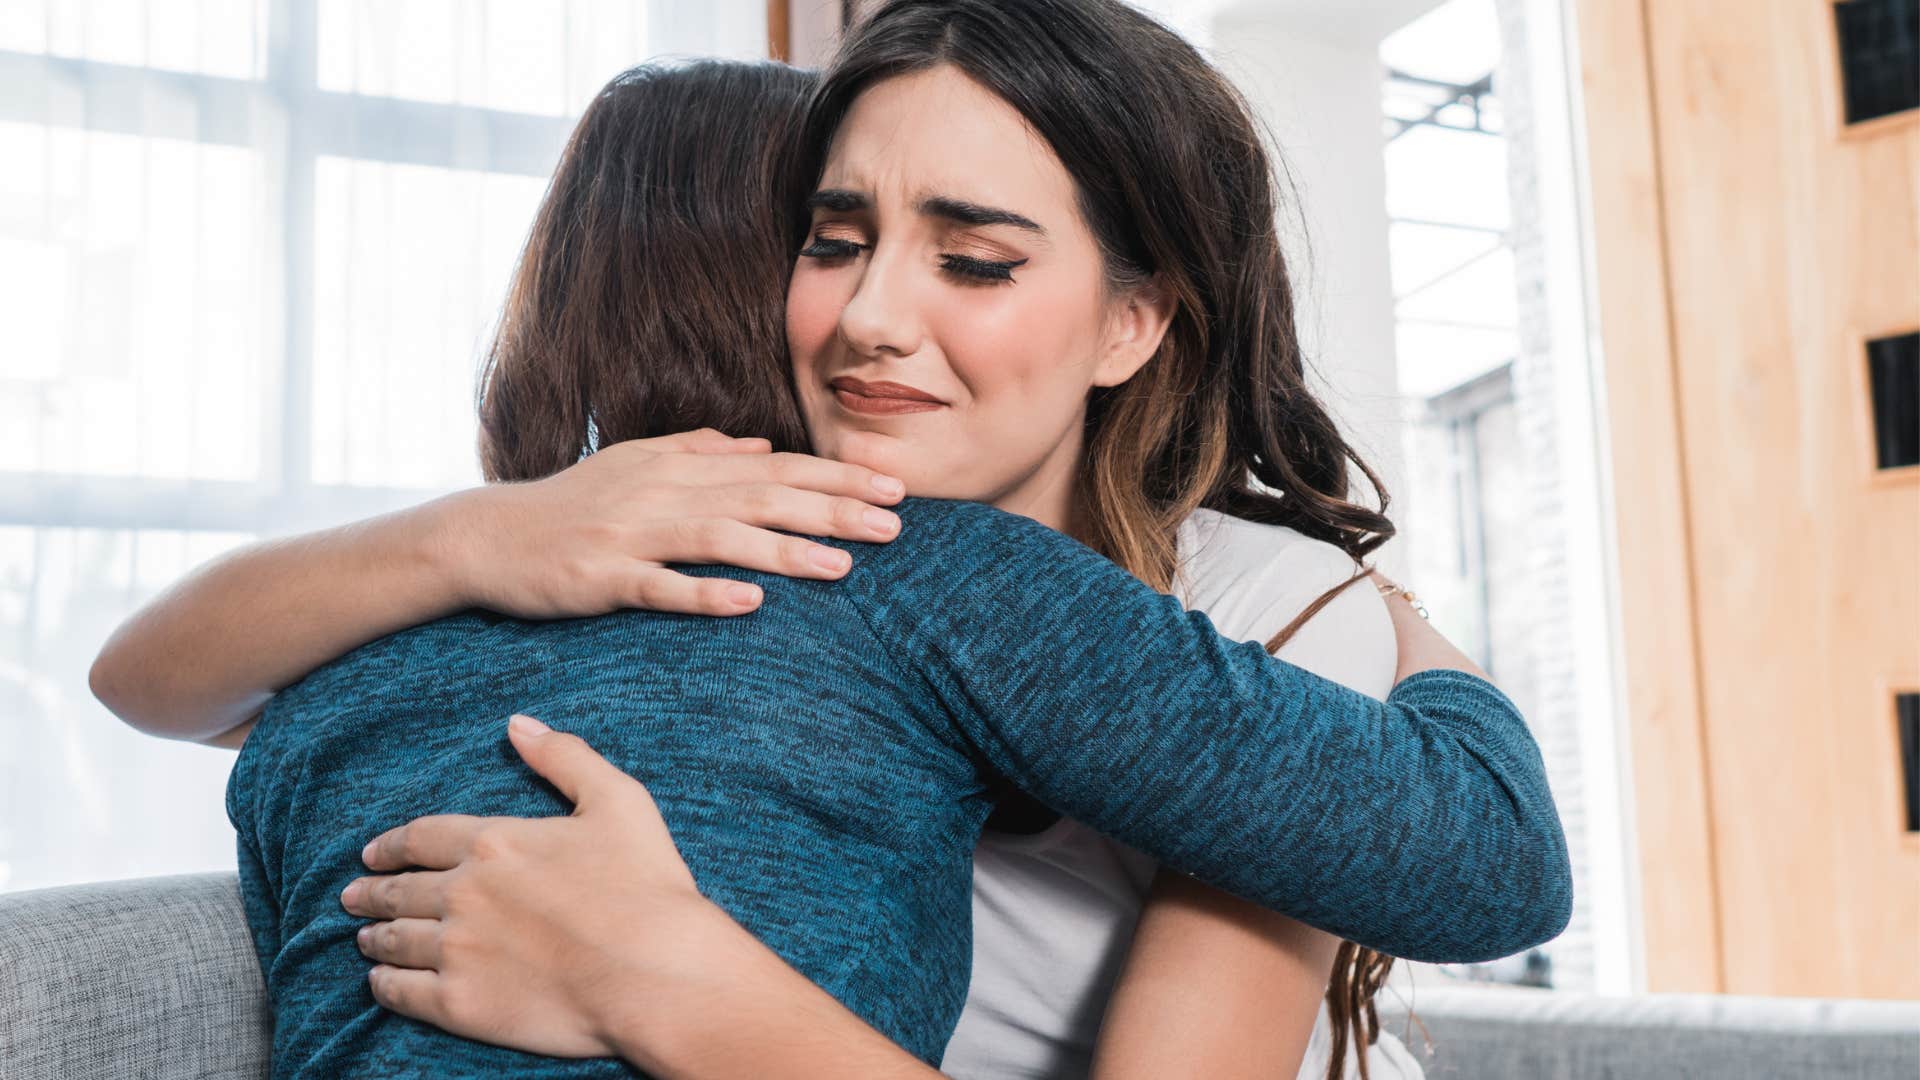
[801,3,1400,1075]
[479,60,815,481]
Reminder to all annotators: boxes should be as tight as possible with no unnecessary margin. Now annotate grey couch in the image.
[3,873,1916,1078]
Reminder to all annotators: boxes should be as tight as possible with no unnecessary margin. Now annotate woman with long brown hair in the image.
[777,4,1420,1074]
[95,3,1562,1077]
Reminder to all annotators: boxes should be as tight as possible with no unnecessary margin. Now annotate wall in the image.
[1203,1,1445,578]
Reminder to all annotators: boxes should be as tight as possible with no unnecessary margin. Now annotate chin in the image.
[824,428,983,502]
[822,426,911,474]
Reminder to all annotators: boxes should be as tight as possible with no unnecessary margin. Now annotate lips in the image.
[829,376,947,416]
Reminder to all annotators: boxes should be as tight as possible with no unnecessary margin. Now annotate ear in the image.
[1093,278,1176,388]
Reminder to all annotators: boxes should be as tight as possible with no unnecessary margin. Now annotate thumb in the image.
[506,715,626,809]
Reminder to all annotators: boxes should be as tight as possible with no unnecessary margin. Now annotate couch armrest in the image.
[0,872,269,1080]
[1377,984,1920,1080]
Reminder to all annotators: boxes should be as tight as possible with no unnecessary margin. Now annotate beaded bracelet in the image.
[1374,580,1431,620]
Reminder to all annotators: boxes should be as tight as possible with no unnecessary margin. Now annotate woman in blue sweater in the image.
[93,4,1574,1068]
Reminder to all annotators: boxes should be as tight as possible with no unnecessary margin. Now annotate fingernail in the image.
[357,926,371,948]
[727,583,761,608]
[361,840,378,865]
[864,508,899,535]
[809,547,852,573]
[341,880,362,906]
[872,475,905,497]
[509,714,550,735]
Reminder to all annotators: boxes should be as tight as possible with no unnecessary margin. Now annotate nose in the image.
[837,247,925,359]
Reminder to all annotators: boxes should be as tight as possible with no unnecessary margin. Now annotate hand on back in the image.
[439,429,906,619]
[342,715,721,1064]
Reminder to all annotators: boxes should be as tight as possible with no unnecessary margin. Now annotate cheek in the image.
[785,266,847,381]
[938,279,1102,409]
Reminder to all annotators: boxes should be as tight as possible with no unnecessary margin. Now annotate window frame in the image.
[0,0,580,539]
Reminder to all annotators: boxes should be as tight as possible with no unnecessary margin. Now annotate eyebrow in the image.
[805,188,1047,237]
[805,188,869,213]
[918,195,1046,236]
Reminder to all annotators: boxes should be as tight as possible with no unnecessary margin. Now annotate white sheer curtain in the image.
[0,0,769,894]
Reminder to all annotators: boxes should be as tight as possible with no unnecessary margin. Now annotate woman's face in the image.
[785,65,1169,529]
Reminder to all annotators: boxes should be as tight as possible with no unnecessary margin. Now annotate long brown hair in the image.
[477,60,814,481]
[807,3,1400,1074]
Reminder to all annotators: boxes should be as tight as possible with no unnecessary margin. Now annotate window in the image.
[1834,0,1920,125]
[1380,0,1629,993]
[0,0,769,894]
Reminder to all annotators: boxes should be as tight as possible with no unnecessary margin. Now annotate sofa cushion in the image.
[0,872,268,1080]
[1377,983,1920,1079]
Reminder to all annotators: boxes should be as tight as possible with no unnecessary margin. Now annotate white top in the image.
[939,508,1423,1079]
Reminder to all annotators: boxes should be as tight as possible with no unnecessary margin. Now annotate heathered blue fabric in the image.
[227,497,1571,1078]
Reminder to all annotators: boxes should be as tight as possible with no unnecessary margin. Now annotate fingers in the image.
[357,917,443,970]
[685,452,905,506]
[629,429,770,456]
[367,964,448,1028]
[505,715,635,809]
[649,517,866,581]
[716,484,903,545]
[361,815,489,871]
[624,567,765,616]
[341,870,448,920]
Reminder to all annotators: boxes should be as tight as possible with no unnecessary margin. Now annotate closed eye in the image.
[940,253,1027,284]
[800,236,871,262]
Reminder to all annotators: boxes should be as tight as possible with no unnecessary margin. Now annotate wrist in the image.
[599,895,748,1076]
[413,487,495,610]
[602,895,940,1079]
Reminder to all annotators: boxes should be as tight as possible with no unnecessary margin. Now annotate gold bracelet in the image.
[1375,580,1431,620]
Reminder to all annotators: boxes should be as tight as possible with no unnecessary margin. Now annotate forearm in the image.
[91,491,475,743]
[1124,664,1570,961]
[608,901,942,1079]
[952,622,1571,959]
[1376,578,1487,684]
[886,503,1572,960]
[1090,870,1333,1080]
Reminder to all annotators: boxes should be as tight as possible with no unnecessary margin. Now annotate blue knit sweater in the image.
[228,497,1571,1078]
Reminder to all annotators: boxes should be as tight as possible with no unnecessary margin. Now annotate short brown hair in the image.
[478,60,815,482]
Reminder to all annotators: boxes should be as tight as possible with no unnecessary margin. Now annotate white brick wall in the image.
[1493,0,1594,991]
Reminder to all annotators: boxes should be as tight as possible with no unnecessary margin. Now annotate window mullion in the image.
[267,0,319,521]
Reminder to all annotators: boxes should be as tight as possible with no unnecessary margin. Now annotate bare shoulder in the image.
[1177,509,1395,698]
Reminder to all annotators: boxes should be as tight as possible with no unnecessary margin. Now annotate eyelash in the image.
[798,236,869,261]
[799,235,1028,285]
[940,253,1028,284]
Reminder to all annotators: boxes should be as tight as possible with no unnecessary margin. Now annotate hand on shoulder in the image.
[439,430,907,619]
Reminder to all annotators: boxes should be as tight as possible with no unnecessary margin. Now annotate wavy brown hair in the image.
[807,3,1401,1075]
[477,60,813,482]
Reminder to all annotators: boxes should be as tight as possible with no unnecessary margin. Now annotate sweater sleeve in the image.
[846,500,1572,963]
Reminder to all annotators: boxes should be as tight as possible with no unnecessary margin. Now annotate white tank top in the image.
[939,509,1424,1079]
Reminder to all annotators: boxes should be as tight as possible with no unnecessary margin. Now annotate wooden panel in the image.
[768,0,791,62]
[1640,0,1920,998]
[1573,0,1724,993]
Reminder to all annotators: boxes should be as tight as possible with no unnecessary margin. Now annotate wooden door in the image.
[1583,0,1920,997]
